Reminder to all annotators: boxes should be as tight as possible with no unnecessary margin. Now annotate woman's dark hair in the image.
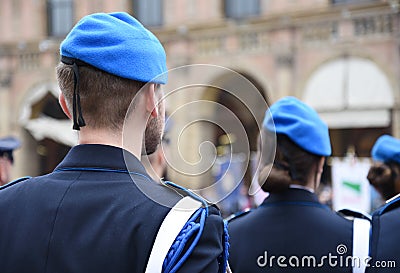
[259,133,322,193]
[367,162,400,200]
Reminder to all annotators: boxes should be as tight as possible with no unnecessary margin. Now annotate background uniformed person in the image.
[367,135,400,273]
[0,136,20,186]
[0,12,226,273]
[228,97,353,272]
[367,135,400,201]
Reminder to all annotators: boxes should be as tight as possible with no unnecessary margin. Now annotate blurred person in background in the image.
[367,135,400,273]
[367,135,400,201]
[228,97,357,273]
[0,136,20,186]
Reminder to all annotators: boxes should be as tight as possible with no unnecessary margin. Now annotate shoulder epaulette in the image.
[337,208,371,221]
[163,181,212,208]
[375,193,400,216]
[0,176,31,190]
[225,208,252,223]
[153,181,224,272]
[159,181,229,273]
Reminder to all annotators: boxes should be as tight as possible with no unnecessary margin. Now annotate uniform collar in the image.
[54,144,147,175]
[262,188,320,206]
[289,184,314,193]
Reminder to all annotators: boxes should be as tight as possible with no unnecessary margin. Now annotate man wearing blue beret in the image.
[0,12,227,273]
[0,136,20,186]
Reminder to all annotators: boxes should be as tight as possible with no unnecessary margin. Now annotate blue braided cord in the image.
[168,208,207,273]
[163,222,197,270]
[163,222,200,272]
[169,208,207,273]
[219,220,230,273]
[163,209,202,271]
[162,208,203,272]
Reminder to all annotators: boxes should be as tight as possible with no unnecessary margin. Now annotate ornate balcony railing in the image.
[185,6,397,57]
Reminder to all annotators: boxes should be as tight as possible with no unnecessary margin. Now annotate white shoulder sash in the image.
[145,196,202,273]
[352,218,370,273]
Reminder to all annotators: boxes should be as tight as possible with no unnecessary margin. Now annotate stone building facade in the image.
[0,0,399,191]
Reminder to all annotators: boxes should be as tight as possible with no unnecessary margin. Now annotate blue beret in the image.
[371,135,400,164]
[263,96,331,156]
[0,137,21,153]
[60,12,167,84]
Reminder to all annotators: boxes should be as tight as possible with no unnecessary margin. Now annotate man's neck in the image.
[78,127,142,159]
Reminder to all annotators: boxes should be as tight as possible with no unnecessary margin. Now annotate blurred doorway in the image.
[20,83,75,176]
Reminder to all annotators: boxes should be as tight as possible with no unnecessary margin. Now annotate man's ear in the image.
[58,92,72,120]
[145,84,158,118]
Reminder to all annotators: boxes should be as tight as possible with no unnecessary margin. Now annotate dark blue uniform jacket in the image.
[228,188,353,273]
[0,144,224,273]
[367,195,400,273]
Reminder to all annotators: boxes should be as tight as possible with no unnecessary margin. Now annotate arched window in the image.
[304,57,394,129]
[303,56,394,157]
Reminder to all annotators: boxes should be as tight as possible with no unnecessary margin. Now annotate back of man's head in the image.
[56,12,168,131]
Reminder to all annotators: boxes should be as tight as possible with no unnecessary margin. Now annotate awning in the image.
[303,57,394,128]
[19,82,77,147]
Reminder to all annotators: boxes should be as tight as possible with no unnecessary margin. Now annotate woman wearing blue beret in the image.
[228,97,357,273]
[367,135,400,273]
[367,135,400,201]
